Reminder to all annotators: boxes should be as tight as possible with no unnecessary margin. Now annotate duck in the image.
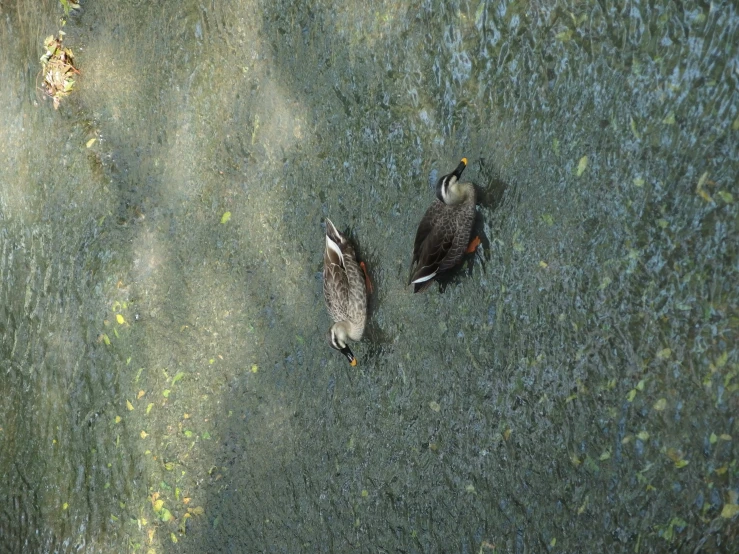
[323,218,369,365]
[408,158,480,293]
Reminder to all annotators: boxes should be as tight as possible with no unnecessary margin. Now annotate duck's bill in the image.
[453,158,467,178]
[340,345,357,366]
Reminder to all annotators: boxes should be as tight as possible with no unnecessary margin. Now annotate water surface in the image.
[1,0,737,552]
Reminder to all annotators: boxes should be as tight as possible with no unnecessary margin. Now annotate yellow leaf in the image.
[599,451,611,461]
[626,389,637,402]
[137,390,145,399]
[576,156,588,176]
[140,430,148,439]
[148,528,156,544]
[720,434,732,441]
[539,261,548,268]
[674,459,689,468]
[251,364,258,373]
[146,403,154,414]
[636,431,650,441]
[170,532,177,544]
[126,400,134,411]
[656,348,671,360]
[116,314,125,325]
[721,504,739,518]
[220,212,231,224]
[86,138,96,148]
[429,401,441,412]
[115,415,122,424]
[153,499,164,513]
[570,454,581,466]
[62,502,69,510]
[653,398,667,411]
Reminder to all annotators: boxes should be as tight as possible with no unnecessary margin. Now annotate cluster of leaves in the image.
[40,32,78,109]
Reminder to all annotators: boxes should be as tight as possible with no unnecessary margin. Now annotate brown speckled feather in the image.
[323,222,366,340]
[409,182,476,292]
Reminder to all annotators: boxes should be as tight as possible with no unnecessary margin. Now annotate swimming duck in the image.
[408,158,480,293]
[323,219,368,365]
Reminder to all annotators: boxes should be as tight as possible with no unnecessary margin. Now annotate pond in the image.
[1,0,737,552]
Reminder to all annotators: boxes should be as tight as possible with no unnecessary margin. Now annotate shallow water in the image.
[1,0,737,552]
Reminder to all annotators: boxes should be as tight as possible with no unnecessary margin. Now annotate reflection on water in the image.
[1,0,737,552]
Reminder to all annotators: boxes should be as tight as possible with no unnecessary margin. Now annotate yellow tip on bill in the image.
[461,157,468,165]
[350,358,357,367]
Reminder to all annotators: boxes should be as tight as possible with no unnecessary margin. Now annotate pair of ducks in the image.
[323,158,479,365]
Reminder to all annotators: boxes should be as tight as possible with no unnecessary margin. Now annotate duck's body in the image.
[409,158,477,293]
[323,219,367,365]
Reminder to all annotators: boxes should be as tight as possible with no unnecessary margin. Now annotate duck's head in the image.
[328,322,357,366]
[436,158,469,206]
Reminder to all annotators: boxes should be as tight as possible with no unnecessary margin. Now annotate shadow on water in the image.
[0,0,737,553]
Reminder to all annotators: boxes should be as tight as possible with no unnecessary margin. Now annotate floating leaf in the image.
[220,212,231,224]
[599,451,611,461]
[251,364,258,373]
[626,389,637,402]
[503,428,512,441]
[189,506,205,516]
[171,371,185,385]
[146,403,154,414]
[140,430,148,439]
[720,434,732,441]
[576,156,588,176]
[101,334,111,345]
[115,415,122,424]
[86,138,96,148]
[656,348,671,360]
[710,432,718,444]
[653,398,667,411]
[662,112,676,125]
[126,400,134,411]
[164,462,175,471]
[162,389,171,398]
[153,499,164,513]
[465,484,476,494]
[717,190,734,203]
[62,502,69,510]
[721,504,739,518]
[116,314,125,325]
[160,508,172,522]
[633,177,645,187]
[137,390,145,399]
[429,401,441,412]
[539,261,548,268]
[696,171,714,202]
[674,459,689,468]
[636,431,650,441]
